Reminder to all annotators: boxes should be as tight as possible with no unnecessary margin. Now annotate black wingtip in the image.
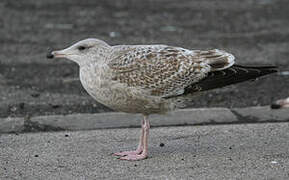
[180,64,279,96]
[234,64,278,73]
[271,103,282,109]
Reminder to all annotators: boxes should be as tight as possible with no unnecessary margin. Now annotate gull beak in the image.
[46,49,67,59]
[271,97,289,109]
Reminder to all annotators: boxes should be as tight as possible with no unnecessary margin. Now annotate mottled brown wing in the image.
[108,46,211,97]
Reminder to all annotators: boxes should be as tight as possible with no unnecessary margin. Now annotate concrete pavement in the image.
[1,106,288,133]
[1,122,289,179]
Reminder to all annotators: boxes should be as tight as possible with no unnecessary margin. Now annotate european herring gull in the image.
[47,38,277,161]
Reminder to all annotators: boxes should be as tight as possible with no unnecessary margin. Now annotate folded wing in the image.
[108,45,235,98]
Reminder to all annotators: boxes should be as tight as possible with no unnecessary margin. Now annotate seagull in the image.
[47,38,277,161]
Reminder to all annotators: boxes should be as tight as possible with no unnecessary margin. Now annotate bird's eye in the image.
[77,46,86,51]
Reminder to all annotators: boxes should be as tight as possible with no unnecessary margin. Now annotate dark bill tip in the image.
[47,48,54,59]
[271,103,281,109]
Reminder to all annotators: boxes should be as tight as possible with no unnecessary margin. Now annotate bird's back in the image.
[108,46,236,97]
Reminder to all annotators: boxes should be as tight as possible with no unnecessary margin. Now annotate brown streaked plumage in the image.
[47,38,277,161]
[109,47,235,98]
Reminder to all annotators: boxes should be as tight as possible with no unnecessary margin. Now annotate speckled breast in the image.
[79,64,172,115]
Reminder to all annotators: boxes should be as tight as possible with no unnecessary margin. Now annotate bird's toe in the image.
[113,149,142,157]
[119,154,147,161]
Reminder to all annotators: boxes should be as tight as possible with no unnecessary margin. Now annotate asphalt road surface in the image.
[0,0,288,117]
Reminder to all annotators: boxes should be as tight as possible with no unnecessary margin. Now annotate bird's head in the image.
[47,38,111,65]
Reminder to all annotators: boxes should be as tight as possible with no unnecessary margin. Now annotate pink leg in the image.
[119,116,150,161]
[113,117,145,157]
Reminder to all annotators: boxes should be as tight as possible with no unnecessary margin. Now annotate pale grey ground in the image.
[1,123,289,180]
